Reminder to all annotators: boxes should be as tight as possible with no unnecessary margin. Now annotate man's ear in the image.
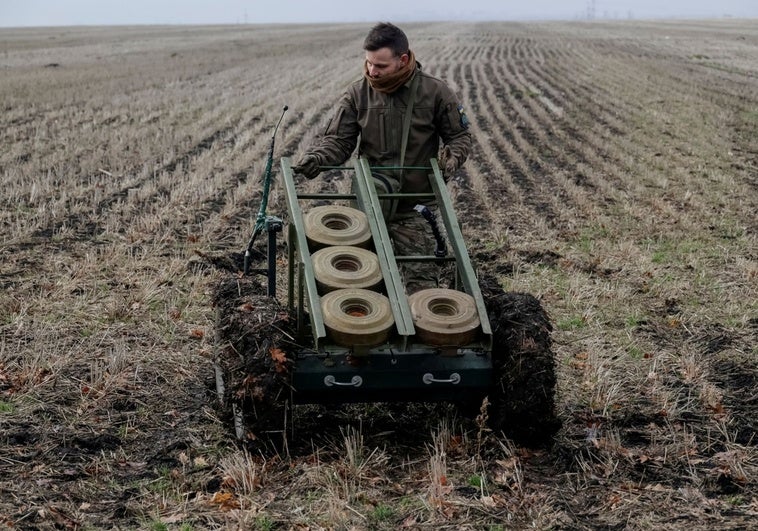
[400,53,409,66]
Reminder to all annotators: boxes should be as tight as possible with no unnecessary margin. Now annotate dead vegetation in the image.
[1,19,756,530]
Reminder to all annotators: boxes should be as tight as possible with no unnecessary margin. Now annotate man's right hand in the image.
[292,155,321,179]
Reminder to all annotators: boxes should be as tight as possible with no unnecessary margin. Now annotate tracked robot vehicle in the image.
[213,111,559,449]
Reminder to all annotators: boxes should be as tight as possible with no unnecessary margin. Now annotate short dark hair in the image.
[363,23,409,57]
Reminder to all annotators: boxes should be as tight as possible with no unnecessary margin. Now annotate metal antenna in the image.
[243,105,288,275]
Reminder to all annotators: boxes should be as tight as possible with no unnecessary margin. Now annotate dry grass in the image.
[1,19,757,529]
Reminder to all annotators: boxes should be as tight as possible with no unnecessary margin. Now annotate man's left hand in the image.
[439,146,459,181]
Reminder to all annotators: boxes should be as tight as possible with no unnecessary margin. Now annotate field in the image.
[1,19,757,530]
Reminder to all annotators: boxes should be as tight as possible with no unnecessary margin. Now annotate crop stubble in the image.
[1,20,756,529]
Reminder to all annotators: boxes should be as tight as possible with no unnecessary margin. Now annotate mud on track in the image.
[1,20,757,529]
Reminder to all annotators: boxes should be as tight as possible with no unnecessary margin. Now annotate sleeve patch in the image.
[457,104,470,129]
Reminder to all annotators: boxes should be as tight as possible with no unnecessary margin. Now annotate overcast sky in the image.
[1,0,756,27]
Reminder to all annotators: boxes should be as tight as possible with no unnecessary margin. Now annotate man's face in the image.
[365,47,408,79]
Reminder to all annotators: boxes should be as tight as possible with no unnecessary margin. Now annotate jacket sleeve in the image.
[436,85,472,167]
[303,91,360,167]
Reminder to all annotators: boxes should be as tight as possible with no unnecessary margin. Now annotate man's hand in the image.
[292,155,321,179]
[438,146,459,181]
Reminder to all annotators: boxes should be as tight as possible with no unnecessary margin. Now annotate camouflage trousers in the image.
[388,209,454,294]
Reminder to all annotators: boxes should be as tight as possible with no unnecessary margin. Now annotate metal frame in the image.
[279,156,493,404]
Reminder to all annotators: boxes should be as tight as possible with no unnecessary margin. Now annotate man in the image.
[294,22,472,291]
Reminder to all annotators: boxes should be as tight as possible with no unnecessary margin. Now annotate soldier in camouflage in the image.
[294,22,472,292]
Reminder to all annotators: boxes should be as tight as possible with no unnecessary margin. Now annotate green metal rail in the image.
[279,156,491,353]
[428,159,493,349]
[353,157,416,351]
[281,157,326,348]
